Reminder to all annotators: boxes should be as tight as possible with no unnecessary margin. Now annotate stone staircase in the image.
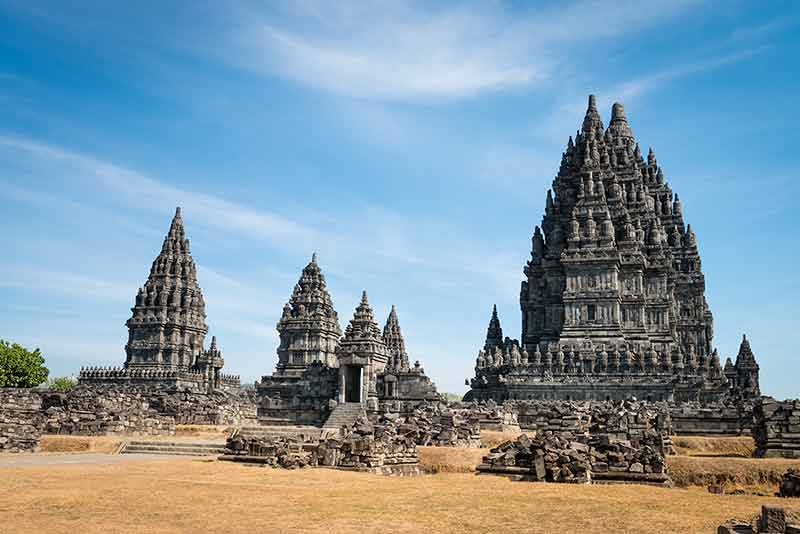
[322,403,366,432]
[120,440,226,457]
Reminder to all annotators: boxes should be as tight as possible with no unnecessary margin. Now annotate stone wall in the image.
[669,401,752,436]
[0,388,42,452]
[41,385,176,436]
[754,398,800,459]
[256,363,338,426]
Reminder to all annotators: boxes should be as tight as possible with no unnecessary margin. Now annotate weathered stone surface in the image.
[257,257,442,424]
[393,403,481,448]
[79,208,239,392]
[466,96,760,404]
[754,398,800,459]
[222,412,420,475]
[0,388,42,452]
[780,469,800,498]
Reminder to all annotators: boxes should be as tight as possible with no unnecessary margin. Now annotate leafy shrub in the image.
[0,339,49,388]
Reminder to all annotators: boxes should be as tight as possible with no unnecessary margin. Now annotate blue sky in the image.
[1,1,798,397]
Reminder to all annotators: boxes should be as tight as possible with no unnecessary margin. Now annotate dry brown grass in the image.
[39,435,123,454]
[418,446,485,473]
[673,436,756,458]
[2,457,800,534]
[668,455,800,494]
[480,430,524,448]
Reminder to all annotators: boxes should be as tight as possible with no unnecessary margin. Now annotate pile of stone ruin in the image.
[393,403,482,448]
[719,505,800,534]
[754,399,800,459]
[221,414,420,476]
[477,399,673,486]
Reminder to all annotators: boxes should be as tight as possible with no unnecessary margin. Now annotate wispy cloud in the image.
[210,0,699,101]
[0,266,132,303]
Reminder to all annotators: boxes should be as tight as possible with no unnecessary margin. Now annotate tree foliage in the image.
[47,376,77,391]
[0,339,49,388]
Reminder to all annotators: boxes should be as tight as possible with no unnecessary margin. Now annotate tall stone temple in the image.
[79,208,240,392]
[466,96,760,403]
[257,256,439,424]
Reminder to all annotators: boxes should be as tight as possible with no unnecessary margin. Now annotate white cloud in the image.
[211,0,699,101]
[0,266,132,303]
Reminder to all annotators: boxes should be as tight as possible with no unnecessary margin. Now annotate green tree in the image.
[47,376,77,391]
[0,339,49,388]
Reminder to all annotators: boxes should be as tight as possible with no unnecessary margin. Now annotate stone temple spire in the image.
[581,94,605,135]
[734,334,760,399]
[275,253,342,376]
[383,305,409,371]
[125,207,208,369]
[484,305,504,352]
[342,291,384,343]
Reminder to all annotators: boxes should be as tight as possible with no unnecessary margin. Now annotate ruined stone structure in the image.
[79,208,239,392]
[467,96,760,403]
[257,256,441,425]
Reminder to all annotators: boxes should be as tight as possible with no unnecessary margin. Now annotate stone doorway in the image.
[344,365,362,403]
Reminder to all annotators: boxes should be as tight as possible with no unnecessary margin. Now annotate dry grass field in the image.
[2,456,800,534]
[3,433,799,533]
[673,436,756,458]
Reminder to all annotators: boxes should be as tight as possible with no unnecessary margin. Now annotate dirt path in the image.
[0,453,177,468]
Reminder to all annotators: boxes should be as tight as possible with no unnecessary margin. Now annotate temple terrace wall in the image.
[754,397,800,459]
[0,388,43,452]
[0,384,258,448]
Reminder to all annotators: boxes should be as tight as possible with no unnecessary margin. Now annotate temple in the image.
[256,256,440,426]
[79,208,240,392]
[466,96,760,403]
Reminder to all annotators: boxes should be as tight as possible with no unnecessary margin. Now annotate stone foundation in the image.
[0,388,43,452]
[753,398,800,459]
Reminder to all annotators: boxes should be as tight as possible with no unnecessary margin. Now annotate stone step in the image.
[322,403,367,431]
[121,441,226,456]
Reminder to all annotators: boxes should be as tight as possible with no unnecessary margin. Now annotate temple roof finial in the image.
[361,290,369,305]
[588,94,598,111]
[311,252,317,264]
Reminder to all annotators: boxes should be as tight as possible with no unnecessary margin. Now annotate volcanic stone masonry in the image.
[477,399,672,485]
[257,255,440,425]
[466,95,761,404]
[753,397,800,459]
[78,208,240,393]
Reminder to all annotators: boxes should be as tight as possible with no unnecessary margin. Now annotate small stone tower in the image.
[733,334,761,399]
[275,253,342,377]
[383,305,409,371]
[336,291,389,409]
[484,304,504,352]
[125,207,208,369]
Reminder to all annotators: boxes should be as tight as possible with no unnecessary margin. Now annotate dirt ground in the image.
[2,456,800,534]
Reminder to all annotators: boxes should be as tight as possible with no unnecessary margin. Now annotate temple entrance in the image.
[344,365,362,403]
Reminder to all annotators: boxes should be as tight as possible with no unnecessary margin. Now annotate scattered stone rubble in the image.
[780,469,800,498]
[476,399,672,485]
[754,398,800,459]
[718,506,800,534]
[222,414,420,476]
[477,433,590,483]
[452,400,521,432]
[395,404,481,448]
[0,388,43,452]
